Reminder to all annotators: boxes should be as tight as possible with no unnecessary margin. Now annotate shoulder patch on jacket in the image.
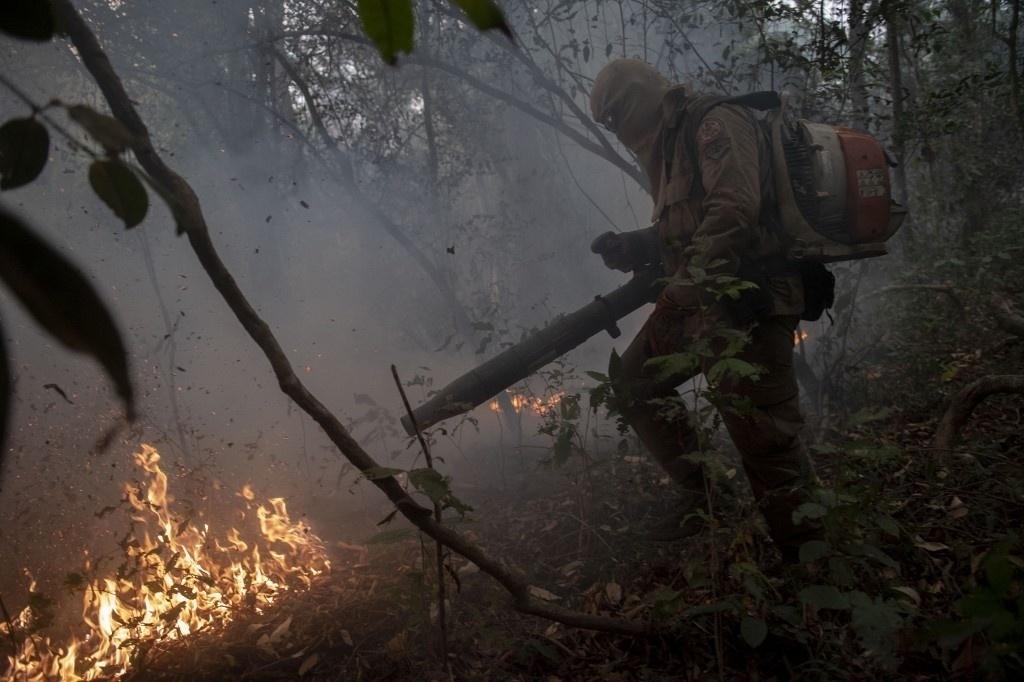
[696,117,723,146]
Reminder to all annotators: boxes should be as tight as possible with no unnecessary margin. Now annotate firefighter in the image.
[589,59,818,556]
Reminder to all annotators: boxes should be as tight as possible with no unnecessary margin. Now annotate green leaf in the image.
[362,466,403,480]
[712,327,752,357]
[644,352,700,383]
[0,0,55,41]
[798,585,850,611]
[449,0,512,37]
[0,117,49,190]
[88,160,148,228]
[706,358,762,384]
[66,105,136,155]
[444,491,474,515]
[409,467,449,503]
[0,207,134,418]
[357,0,414,65]
[798,540,830,563]
[740,616,767,648]
[853,543,900,569]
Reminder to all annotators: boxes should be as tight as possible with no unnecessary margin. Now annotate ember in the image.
[2,444,330,681]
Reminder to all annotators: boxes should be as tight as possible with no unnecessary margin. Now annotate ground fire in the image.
[2,445,330,681]
[488,389,566,417]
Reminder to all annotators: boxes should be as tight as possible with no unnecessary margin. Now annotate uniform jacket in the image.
[644,87,804,317]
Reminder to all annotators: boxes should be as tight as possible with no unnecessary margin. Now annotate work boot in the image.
[643,494,707,542]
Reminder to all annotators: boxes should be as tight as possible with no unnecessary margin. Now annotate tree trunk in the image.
[886,13,908,206]
[847,0,871,130]
[1006,0,1023,135]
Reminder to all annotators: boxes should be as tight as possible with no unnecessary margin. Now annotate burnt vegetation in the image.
[0,0,1023,680]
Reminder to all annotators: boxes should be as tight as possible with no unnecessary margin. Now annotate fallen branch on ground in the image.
[932,375,1024,450]
[51,0,653,639]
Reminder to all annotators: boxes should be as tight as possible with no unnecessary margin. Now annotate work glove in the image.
[590,231,637,273]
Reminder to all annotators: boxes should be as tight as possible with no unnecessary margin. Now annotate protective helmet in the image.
[589,59,669,152]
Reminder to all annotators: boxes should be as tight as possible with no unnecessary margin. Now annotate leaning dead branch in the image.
[992,293,1024,338]
[932,375,1024,450]
[52,0,652,639]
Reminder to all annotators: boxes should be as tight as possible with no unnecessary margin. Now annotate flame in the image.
[794,329,810,344]
[487,390,565,417]
[3,444,330,681]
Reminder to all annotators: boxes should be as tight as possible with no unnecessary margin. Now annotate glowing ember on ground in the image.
[487,390,565,416]
[2,444,330,681]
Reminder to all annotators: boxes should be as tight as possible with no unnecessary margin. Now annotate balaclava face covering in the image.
[590,59,670,169]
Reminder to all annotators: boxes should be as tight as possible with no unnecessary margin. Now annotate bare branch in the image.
[270,28,647,188]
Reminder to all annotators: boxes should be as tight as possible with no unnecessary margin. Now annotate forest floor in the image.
[124,321,1024,681]
[3,292,1021,681]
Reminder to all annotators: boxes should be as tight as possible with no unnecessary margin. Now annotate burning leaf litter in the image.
[3,444,330,681]
[488,389,565,416]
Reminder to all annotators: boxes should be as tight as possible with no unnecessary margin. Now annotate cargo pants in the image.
[611,311,818,549]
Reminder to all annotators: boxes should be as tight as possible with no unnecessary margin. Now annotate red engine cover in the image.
[836,128,892,243]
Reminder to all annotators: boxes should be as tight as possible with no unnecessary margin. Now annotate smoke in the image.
[0,0,895,618]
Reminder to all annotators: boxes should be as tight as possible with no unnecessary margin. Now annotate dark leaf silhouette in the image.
[88,160,148,228]
[0,206,134,419]
[356,0,414,65]
[67,105,136,155]
[0,117,50,190]
[0,0,55,41]
[450,0,511,38]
